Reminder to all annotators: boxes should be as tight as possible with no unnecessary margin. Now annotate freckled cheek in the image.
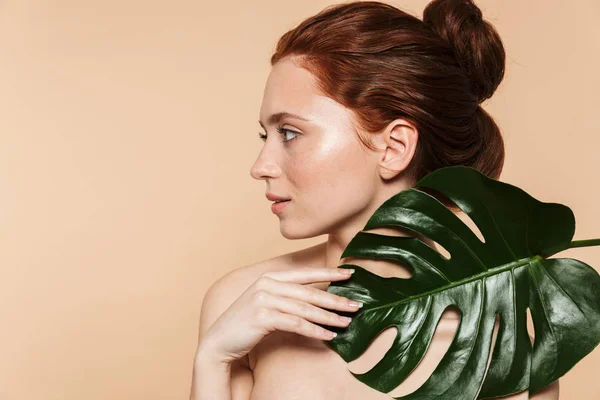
[287,146,365,201]
[285,153,326,192]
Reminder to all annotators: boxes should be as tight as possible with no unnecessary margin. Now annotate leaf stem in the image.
[568,238,600,249]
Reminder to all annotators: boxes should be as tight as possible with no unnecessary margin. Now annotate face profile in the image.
[251,56,379,240]
[251,56,419,243]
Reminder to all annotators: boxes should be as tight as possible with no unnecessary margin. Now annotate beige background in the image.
[0,0,598,399]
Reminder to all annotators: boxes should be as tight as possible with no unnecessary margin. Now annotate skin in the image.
[210,54,559,399]
[251,55,427,274]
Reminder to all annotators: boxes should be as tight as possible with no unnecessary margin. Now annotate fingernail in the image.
[348,301,363,308]
[341,268,355,275]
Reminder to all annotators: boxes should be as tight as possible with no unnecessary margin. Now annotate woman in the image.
[191,0,560,398]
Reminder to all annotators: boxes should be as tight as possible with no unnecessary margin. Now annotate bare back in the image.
[242,242,535,400]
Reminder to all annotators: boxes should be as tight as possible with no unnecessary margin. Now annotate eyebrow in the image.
[258,112,310,129]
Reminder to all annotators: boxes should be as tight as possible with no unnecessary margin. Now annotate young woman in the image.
[191,1,560,398]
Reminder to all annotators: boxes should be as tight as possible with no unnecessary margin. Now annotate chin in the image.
[278,220,324,240]
[279,227,312,240]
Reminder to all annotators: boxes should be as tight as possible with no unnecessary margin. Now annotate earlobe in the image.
[378,118,418,181]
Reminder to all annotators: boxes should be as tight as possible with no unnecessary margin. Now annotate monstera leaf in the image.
[325,166,600,399]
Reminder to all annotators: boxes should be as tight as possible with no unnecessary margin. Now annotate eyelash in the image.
[258,127,300,144]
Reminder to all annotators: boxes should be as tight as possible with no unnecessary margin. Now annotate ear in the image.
[375,118,418,180]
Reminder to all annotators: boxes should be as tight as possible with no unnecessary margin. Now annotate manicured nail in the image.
[348,301,363,308]
[340,268,355,275]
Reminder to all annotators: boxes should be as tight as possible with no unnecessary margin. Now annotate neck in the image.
[324,230,355,268]
[322,193,436,270]
[323,192,386,269]
[324,224,436,268]
[322,198,408,269]
[322,178,429,269]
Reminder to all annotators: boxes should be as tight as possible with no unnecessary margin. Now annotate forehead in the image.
[259,57,355,128]
[260,58,319,116]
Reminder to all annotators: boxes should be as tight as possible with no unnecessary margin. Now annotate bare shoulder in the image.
[198,241,328,342]
[493,380,559,399]
[205,241,327,299]
[529,380,560,399]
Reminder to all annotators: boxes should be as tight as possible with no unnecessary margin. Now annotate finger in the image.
[260,266,356,285]
[267,294,353,328]
[255,276,362,312]
[260,307,338,341]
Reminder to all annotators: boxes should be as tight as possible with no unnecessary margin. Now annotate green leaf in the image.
[324,165,600,399]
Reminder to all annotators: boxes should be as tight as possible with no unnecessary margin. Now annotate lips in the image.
[266,193,291,202]
[271,198,290,214]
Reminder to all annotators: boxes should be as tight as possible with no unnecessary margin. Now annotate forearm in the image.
[190,343,232,400]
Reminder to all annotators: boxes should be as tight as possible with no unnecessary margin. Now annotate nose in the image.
[249,144,282,181]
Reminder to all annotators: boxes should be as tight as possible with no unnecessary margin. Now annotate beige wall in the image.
[0,0,598,398]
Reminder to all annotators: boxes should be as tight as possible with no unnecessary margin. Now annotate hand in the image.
[197,266,362,365]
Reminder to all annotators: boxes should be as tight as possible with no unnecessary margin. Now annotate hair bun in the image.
[423,0,505,103]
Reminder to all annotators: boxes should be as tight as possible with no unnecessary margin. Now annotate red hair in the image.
[270,0,506,184]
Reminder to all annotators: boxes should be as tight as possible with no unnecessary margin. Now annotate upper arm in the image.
[530,380,559,400]
[491,334,559,399]
[197,265,261,342]
[490,380,559,400]
[197,254,292,342]
[488,380,558,400]
[196,266,259,399]
[527,333,559,399]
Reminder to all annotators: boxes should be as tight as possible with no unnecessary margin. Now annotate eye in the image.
[276,127,300,143]
[257,127,301,143]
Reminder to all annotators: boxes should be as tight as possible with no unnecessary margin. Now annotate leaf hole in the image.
[455,209,486,244]
[347,326,398,374]
[340,255,412,279]
[526,307,535,345]
[430,241,451,260]
[413,186,485,244]
[362,226,451,263]
[349,226,415,278]
[386,305,461,396]
[474,313,501,398]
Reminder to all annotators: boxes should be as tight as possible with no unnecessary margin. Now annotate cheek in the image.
[287,138,375,206]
